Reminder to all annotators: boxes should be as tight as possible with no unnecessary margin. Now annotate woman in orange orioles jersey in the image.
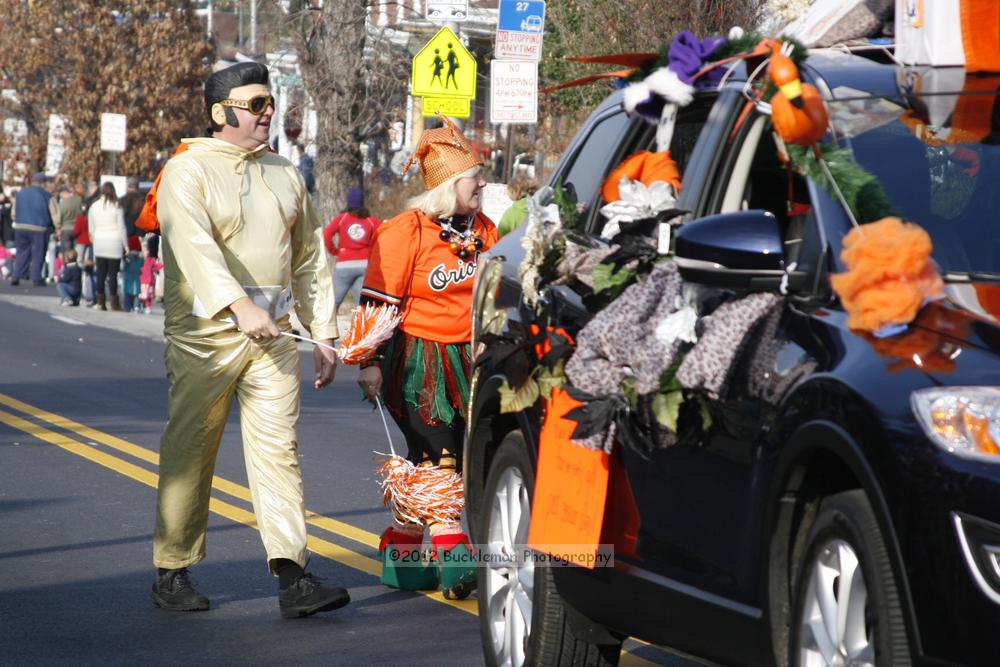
[358,115,497,599]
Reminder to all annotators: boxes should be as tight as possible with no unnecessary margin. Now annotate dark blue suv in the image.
[465,51,1000,667]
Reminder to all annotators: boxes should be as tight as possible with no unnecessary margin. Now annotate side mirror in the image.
[533,185,554,207]
[674,210,785,290]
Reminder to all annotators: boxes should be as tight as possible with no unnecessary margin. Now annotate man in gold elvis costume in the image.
[150,62,350,619]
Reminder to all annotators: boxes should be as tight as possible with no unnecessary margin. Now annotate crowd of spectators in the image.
[1,176,163,313]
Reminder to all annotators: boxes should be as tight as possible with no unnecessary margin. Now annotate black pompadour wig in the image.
[204,62,270,132]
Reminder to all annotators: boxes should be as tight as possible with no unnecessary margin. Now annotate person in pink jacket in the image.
[323,186,381,310]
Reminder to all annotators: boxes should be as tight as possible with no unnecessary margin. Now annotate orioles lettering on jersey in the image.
[428,258,479,292]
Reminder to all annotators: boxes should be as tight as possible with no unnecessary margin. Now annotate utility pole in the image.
[250,0,257,56]
[206,0,213,39]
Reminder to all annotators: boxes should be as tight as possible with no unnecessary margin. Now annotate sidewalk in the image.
[0,282,353,346]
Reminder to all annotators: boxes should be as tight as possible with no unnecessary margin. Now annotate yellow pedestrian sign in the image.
[411,27,477,99]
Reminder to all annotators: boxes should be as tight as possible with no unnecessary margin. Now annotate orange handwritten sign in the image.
[528,387,610,569]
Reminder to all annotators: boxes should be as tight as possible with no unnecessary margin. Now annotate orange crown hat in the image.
[403,113,483,190]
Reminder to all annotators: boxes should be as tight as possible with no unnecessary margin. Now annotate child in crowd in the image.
[73,212,96,307]
[121,236,143,312]
[57,249,82,306]
[139,239,163,314]
[0,244,12,279]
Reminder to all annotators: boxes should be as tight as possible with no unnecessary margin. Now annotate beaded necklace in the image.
[437,216,484,259]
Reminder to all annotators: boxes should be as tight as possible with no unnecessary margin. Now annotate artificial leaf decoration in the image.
[537,360,568,401]
[651,390,683,431]
[592,262,635,297]
[830,217,944,333]
[499,378,541,414]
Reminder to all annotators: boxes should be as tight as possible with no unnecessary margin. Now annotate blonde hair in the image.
[408,166,481,219]
[507,177,539,201]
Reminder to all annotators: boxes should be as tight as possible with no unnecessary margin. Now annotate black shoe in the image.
[278,573,350,619]
[150,568,210,611]
[10,278,18,286]
[31,280,45,287]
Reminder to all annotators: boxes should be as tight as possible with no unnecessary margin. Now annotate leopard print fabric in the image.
[566,261,685,397]
[676,292,782,400]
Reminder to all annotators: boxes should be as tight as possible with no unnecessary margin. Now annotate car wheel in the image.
[478,431,620,667]
[790,490,911,667]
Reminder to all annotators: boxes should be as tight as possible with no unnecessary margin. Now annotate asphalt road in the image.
[0,279,695,667]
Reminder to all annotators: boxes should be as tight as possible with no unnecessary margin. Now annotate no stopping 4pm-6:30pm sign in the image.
[490,60,537,124]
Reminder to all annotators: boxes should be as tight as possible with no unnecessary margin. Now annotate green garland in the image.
[787,143,896,223]
[713,32,807,68]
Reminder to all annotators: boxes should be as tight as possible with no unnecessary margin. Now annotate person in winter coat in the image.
[87,182,128,311]
[323,186,381,310]
[11,173,58,286]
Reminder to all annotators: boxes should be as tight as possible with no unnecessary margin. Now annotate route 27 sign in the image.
[411,27,477,99]
[497,0,545,32]
[495,0,545,61]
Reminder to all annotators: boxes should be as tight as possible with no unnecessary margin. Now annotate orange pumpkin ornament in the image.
[771,83,828,146]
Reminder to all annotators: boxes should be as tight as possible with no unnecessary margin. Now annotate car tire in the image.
[790,490,911,667]
[478,431,620,667]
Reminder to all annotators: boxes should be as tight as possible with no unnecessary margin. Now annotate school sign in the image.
[411,27,477,118]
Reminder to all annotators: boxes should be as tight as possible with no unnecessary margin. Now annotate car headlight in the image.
[911,387,1000,460]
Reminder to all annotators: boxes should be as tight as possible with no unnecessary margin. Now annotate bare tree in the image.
[0,1,213,185]
[284,1,410,221]
[539,0,766,164]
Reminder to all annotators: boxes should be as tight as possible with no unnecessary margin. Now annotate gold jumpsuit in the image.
[152,138,337,573]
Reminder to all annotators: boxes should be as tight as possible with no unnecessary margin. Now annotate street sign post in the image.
[411,27,477,99]
[426,0,468,21]
[495,0,545,61]
[100,112,127,175]
[100,113,127,153]
[490,60,538,124]
[45,114,66,177]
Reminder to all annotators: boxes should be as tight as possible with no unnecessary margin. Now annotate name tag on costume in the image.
[191,284,294,321]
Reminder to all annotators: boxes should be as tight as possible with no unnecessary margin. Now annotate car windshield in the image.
[829,91,1000,275]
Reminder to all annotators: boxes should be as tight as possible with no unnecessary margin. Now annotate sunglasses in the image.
[219,94,275,116]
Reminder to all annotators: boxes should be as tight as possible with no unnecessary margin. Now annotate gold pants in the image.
[153,324,307,573]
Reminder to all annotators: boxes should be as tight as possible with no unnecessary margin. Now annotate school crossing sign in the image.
[411,27,477,100]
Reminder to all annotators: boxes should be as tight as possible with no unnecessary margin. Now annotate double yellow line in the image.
[0,392,470,611]
[0,391,665,667]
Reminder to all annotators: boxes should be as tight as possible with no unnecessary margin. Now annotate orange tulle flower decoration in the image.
[830,217,944,333]
[377,456,465,525]
[337,303,401,364]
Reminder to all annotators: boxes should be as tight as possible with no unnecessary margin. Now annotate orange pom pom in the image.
[337,303,401,364]
[377,455,465,525]
[830,217,944,332]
